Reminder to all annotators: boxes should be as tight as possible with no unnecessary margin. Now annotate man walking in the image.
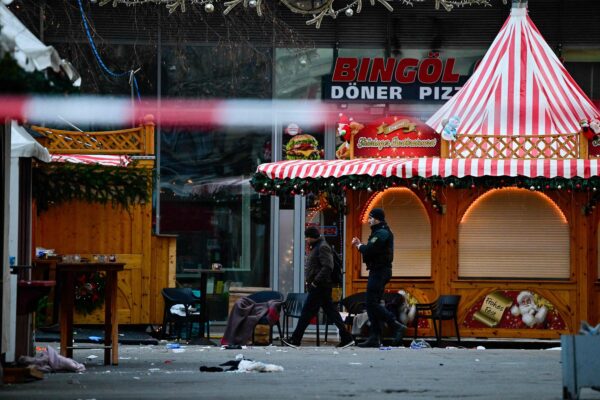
[351,208,406,348]
[282,227,355,349]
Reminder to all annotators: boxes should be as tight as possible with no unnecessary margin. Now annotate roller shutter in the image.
[361,188,431,277]
[459,188,569,279]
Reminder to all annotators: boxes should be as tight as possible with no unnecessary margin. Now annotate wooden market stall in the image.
[31,116,176,325]
[253,3,600,340]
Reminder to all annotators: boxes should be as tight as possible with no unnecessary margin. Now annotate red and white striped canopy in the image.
[427,4,600,136]
[257,159,600,180]
[51,154,130,167]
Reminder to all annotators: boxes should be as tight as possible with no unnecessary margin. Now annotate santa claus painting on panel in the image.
[510,291,549,328]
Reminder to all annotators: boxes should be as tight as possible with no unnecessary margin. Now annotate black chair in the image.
[413,295,461,346]
[246,290,284,345]
[283,292,329,346]
[336,291,401,341]
[161,288,202,340]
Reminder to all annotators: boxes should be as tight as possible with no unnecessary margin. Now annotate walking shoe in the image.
[357,336,381,348]
[336,337,355,349]
[392,320,407,346]
[281,338,300,349]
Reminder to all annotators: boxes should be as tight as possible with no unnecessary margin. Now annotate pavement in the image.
[2,339,600,400]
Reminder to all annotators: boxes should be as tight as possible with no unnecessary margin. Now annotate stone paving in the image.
[2,341,600,399]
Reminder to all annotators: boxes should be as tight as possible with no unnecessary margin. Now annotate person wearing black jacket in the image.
[282,227,355,349]
[352,208,406,348]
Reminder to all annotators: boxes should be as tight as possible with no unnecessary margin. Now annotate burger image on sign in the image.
[285,134,322,160]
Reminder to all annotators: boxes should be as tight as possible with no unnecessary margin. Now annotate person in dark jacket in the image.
[282,227,355,349]
[351,208,406,348]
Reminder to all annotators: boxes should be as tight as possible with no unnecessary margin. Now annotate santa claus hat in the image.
[516,291,534,304]
[338,113,351,124]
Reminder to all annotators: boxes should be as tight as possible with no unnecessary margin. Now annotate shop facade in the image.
[18,0,600,325]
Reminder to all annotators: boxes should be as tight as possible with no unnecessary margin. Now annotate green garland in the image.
[251,173,600,215]
[33,161,153,213]
[74,271,106,315]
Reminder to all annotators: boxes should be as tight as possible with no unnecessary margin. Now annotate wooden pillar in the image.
[440,138,450,158]
[579,132,589,159]
[142,114,155,156]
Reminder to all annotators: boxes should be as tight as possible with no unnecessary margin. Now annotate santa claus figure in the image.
[510,291,548,328]
[397,290,417,326]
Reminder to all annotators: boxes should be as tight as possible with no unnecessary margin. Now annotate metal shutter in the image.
[361,188,431,277]
[459,188,569,279]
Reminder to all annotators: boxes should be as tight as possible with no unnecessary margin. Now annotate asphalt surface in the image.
[2,341,600,400]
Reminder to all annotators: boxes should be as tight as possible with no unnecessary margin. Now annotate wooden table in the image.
[57,262,124,365]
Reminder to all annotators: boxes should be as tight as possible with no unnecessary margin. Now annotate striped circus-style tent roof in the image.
[256,159,600,180]
[426,2,600,136]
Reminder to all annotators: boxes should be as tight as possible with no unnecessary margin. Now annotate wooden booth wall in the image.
[33,197,176,325]
[345,187,599,339]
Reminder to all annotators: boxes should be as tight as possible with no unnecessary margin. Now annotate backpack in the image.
[331,250,344,286]
[316,242,344,286]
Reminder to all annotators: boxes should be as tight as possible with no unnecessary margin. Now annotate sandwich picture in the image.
[285,134,322,160]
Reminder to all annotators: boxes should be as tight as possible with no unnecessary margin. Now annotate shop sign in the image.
[589,137,600,157]
[351,116,440,158]
[322,54,470,102]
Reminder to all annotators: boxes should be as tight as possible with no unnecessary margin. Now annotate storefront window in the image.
[159,44,272,320]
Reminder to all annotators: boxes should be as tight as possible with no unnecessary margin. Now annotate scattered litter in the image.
[164,360,173,364]
[475,359,480,362]
[89,336,102,342]
[199,355,283,373]
[86,355,98,360]
[410,340,431,349]
[171,348,186,353]
[379,347,392,350]
[133,377,141,380]
[476,346,486,350]
[166,343,180,349]
[349,362,362,365]
[148,368,160,372]
[119,357,131,360]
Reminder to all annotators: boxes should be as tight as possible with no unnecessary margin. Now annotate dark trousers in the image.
[366,267,396,336]
[291,286,353,342]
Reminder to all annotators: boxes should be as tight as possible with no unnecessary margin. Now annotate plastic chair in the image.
[161,288,202,340]
[413,294,461,346]
[335,291,400,341]
[283,292,328,346]
[246,290,284,345]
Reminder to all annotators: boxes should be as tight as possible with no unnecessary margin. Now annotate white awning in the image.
[0,2,80,85]
[10,121,50,162]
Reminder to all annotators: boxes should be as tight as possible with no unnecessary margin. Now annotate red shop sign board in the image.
[351,116,440,158]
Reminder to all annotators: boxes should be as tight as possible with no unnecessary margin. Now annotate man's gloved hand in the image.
[306,282,318,292]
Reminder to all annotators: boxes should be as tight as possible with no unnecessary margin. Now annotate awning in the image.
[11,121,51,162]
[0,2,80,85]
[256,158,600,180]
[426,3,599,136]
[50,154,130,167]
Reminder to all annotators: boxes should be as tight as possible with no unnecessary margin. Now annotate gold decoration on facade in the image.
[98,0,507,28]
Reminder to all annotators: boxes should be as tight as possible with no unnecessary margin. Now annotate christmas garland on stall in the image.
[251,173,600,215]
[75,271,106,314]
[33,161,153,213]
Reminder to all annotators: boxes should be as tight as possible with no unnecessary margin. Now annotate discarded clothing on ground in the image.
[220,297,282,346]
[18,345,86,372]
[199,354,283,373]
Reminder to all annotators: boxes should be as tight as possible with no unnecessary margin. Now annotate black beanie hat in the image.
[305,226,321,239]
[369,208,385,221]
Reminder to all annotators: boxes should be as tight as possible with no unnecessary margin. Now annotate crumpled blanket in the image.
[352,312,370,335]
[220,297,282,346]
[18,345,86,373]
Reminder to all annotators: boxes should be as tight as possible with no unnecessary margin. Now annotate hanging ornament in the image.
[345,8,354,17]
[204,2,215,12]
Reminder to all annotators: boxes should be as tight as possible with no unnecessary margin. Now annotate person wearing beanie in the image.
[282,226,355,349]
[351,208,406,348]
